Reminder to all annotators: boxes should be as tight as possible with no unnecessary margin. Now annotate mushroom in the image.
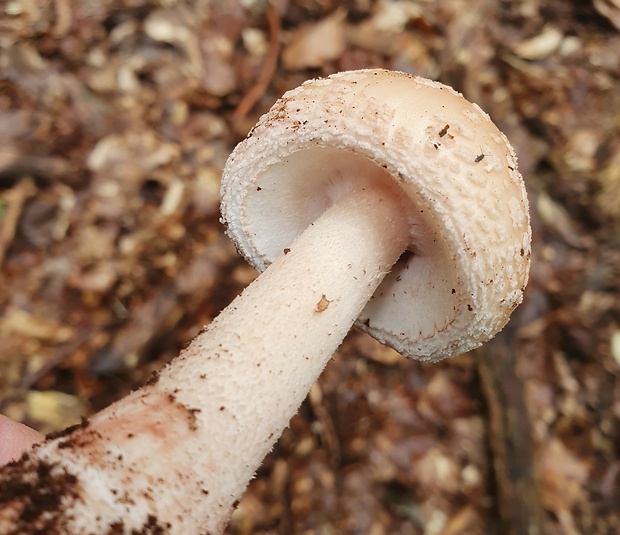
[0,69,530,535]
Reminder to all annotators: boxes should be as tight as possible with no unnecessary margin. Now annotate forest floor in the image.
[1,1,620,534]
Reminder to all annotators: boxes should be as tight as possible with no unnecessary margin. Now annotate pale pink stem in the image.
[0,185,410,534]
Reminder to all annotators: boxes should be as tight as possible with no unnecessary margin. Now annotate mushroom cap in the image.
[221,69,531,361]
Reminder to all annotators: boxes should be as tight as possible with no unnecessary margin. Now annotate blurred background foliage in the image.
[1,1,619,533]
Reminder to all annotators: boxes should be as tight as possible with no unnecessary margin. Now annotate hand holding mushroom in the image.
[0,70,530,534]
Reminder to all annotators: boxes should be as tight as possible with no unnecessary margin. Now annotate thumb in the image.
[0,414,44,465]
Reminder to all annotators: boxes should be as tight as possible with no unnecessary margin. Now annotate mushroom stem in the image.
[0,185,411,535]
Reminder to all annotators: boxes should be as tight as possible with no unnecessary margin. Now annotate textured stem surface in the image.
[0,186,410,535]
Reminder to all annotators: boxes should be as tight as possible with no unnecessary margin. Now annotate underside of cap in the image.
[221,69,531,361]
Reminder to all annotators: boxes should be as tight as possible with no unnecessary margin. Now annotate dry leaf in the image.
[282,10,346,70]
[513,26,563,60]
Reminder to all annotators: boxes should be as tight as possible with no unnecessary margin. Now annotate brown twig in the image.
[233,4,281,119]
[478,321,545,535]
